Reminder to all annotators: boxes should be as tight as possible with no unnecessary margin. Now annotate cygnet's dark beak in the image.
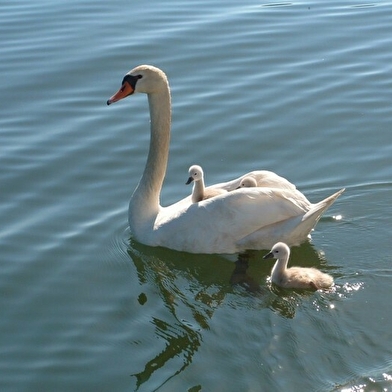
[263,251,274,259]
[185,177,194,185]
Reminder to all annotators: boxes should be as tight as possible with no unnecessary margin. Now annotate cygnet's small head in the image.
[263,242,290,260]
[186,165,204,185]
[237,176,258,189]
[107,65,168,105]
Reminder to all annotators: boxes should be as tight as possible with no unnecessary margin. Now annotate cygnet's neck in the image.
[192,178,206,203]
[271,253,290,278]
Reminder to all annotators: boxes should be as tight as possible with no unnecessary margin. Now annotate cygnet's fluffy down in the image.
[237,176,258,189]
[263,242,334,290]
[186,165,227,203]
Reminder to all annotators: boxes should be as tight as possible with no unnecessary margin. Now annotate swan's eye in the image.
[122,74,143,88]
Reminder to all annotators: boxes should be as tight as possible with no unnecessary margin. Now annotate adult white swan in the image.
[107,65,344,254]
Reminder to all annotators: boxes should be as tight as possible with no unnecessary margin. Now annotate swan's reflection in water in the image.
[127,240,331,390]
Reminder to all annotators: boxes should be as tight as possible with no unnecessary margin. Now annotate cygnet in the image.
[186,165,227,203]
[263,242,334,290]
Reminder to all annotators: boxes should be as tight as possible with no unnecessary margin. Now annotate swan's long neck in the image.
[129,84,171,231]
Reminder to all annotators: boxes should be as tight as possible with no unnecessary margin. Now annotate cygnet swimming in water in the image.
[186,165,227,203]
[237,176,258,189]
[263,242,334,290]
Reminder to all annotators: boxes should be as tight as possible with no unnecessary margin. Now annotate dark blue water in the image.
[1,1,392,391]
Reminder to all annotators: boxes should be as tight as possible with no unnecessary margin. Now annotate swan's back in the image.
[201,188,227,200]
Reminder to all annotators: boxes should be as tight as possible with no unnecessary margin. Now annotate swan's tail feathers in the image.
[305,188,345,223]
[236,188,345,251]
[288,187,345,243]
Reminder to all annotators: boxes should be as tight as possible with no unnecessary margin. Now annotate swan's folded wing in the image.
[236,187,345,250]
[154,187,310,253]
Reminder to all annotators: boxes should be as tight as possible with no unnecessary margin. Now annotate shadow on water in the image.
[128,241,246,389]
[126,239,334,390]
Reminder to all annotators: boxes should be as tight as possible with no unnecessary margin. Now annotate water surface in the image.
[1,1,392,391]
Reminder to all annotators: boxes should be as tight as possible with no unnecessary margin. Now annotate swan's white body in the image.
[264,242,334,290]
[186,165,227,203]
[107,65,344,254]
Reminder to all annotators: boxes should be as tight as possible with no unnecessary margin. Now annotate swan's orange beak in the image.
[107,81,134,105]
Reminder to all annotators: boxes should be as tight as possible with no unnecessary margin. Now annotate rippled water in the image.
[1,1,392,391]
